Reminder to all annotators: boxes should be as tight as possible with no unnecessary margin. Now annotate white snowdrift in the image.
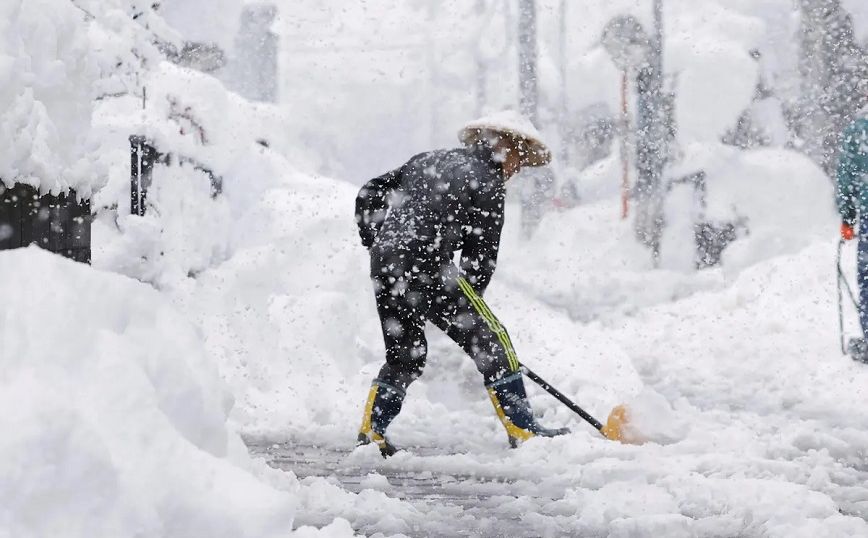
[0,248,306,538]
[177,165,373,439]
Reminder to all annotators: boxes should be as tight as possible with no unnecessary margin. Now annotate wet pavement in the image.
[247,440,568,537]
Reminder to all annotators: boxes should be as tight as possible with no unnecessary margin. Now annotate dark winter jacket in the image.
[355,144,505,294]
[837,112,868,225]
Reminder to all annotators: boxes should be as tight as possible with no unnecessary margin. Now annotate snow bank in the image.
[0,248,304,538]
[659,145,839,272]
[91,57,323,285]
[0,0,180,197]
[177,165,372,438]
[706,148,838,271]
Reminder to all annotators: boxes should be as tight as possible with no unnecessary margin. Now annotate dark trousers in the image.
[859,214,868,337]
[371,259,519,394]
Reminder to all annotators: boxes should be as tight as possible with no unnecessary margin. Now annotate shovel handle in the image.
[520,364,604,432]
[837,239,860,355]
[838,239,846,355]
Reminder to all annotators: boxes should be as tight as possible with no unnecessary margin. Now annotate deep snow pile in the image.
[0,248,309,537]
[92,61,302,284]
[0,0,362,535]
[0,0,183,196]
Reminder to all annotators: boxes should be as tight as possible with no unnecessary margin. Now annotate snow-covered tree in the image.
[796,0,868,175]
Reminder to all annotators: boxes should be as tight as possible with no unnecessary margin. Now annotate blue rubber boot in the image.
[486,372,570,448]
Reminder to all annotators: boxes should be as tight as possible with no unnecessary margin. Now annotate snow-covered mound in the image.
[176,162,374,439]
[0,248,303,538]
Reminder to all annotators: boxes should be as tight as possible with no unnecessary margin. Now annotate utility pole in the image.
[797,0,868,176]
[517,0,538,125]
[426,1,437,146]
[602,2,671,260]
[475,0,487,116]
[634,0,666,261]
[517,0,551,239]
[620,69,630,220]
[558,0,569,165]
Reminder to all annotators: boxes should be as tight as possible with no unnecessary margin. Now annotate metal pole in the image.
[517,0,538,124]
[653,0,663,76]
[620,69,630,220]
[426,2,437,145]
[475,0,487,116]
[636,0,665,260]
[558,0,568,164]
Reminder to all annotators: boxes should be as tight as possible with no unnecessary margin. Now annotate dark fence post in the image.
[130,135,157,216]
[0,181,24,251]
[0,181,91,264]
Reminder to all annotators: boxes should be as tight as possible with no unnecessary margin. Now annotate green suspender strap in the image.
[456,277,520,372]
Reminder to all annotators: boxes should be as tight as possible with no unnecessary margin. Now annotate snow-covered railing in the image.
[129,136,223,217]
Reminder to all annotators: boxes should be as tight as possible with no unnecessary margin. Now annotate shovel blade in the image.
[601,404,644,444]
[601,404,627,441]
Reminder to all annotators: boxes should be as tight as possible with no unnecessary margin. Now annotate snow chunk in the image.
[622,388,690,445]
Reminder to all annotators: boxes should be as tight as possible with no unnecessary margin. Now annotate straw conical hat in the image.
[458,110,552,166]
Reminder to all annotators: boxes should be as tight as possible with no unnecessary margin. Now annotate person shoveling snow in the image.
[836,84,868,364]
[353,111,630,457]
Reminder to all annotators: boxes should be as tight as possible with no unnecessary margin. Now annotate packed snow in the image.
[3,0,868,536]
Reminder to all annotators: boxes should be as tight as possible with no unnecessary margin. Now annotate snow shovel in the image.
[520,364,635,443]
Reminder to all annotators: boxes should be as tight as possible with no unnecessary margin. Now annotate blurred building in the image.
[223,3,279,103]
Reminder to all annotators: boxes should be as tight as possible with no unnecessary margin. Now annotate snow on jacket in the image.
[355,143,505,294]
[837,111,868,225]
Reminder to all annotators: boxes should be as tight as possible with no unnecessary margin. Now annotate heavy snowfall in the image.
[2,0,868,537]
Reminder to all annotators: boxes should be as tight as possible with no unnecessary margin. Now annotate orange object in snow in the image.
[842,223,856,241]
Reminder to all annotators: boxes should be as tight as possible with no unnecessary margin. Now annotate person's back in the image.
[357,143,505,292]
[374,146,502,257]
